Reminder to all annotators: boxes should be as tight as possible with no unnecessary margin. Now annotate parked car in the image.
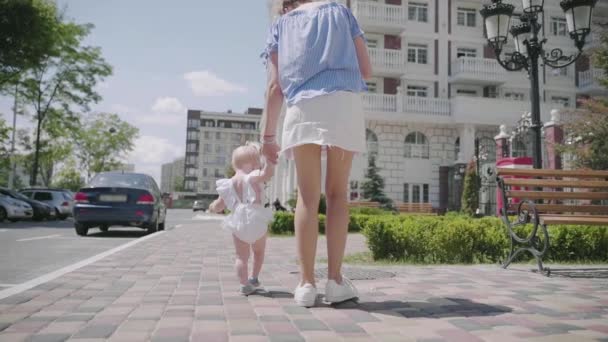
[192,200,205,212]
[0,193,33,222]
[0,187,55,221]
[73,172,167,236]
[20,188,74,220]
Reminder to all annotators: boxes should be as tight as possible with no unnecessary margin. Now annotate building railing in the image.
[352,1,407,28]
[579,68,606,89]
[451,57,505,80]
[362,93,451,116]
[368,48,406,73]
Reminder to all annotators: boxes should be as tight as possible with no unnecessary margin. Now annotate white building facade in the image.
[160,157,185,193]
[267,0,607,211]
[184,109,262,201]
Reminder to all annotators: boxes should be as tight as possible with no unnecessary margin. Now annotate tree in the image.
[0,0,59,89]
[361,155,393,208]
[19,20,112,186]
[461,160,479,216]
[594,24,608,87]
[74,113,138,181]
[174,175,185,192]
[558,99,608,170]
[52,158,84,191]
[0,117,11,186]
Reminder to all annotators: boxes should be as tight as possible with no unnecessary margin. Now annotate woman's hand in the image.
[262,142,280,165]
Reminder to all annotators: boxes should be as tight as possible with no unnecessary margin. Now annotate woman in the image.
[261,0,372,307]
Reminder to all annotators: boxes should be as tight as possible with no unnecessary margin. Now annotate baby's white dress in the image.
[215,171,273,244]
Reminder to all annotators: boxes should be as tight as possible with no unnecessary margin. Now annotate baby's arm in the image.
[249,160,275,185]
[209,198,226,213]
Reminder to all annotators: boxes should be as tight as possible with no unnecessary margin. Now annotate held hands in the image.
[261,135,280,165]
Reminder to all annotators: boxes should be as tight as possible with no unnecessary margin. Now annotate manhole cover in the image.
[290,267,395,280]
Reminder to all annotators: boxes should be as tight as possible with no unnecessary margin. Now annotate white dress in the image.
[280,91,367,160]
[215,171,273,244]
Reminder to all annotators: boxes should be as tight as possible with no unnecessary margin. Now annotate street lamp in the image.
[480,0,597,169]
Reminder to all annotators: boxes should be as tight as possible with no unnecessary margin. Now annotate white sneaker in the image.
[325,277,358,303]
[294,283,317,307]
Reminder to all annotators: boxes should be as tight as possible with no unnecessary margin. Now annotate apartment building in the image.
[160,157,185,193]
[267,0,607,211]
[183,108,262,200]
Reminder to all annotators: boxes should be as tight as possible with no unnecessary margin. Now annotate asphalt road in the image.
[0,209,202,290]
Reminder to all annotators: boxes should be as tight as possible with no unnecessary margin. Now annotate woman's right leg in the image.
[293,144,322,287]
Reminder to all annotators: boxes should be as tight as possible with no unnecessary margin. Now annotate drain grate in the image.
[290,267,395,280]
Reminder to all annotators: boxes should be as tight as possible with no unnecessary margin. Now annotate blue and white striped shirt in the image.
[262,1,367,106]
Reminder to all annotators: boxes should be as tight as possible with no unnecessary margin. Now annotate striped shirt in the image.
[262,1,367,106]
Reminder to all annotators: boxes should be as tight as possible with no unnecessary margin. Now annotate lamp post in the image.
[480,0,597,169]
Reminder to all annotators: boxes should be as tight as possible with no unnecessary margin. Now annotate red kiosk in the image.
[496,157,533,216]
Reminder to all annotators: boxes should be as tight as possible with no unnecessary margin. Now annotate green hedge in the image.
[362,215,608,264]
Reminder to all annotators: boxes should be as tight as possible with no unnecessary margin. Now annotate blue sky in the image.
[0,0,271,183]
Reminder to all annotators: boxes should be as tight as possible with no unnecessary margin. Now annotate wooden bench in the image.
[395,202,434,214]
[348,201,381,209]
[496,168,608,275]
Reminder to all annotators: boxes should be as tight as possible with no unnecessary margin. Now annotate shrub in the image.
[362,214,608,264]
[349,207,393,216]
[270,212,358,235]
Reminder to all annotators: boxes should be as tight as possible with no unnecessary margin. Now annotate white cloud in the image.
[152,97,186,115]
[127,135,184,184]
[184,70,247,97]
[110,104,137,115]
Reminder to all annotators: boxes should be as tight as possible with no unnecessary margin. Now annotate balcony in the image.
[449,57,507,85]
[351,1,407,34]
[362,94,450,121]
[368,48,406,76]
[451,96,559,125]
[578,68,607,96]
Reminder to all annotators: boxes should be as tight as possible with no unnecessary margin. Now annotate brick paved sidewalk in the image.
[1,221,608,342]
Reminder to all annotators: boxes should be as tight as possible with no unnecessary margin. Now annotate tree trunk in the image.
[31,118,43,186]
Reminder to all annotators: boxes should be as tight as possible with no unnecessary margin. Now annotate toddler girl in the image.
[209,143,275,295]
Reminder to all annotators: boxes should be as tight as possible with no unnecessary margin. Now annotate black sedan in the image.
[0,187,55,221]
[73,172,167,236]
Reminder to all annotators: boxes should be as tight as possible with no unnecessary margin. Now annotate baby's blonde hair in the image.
[231,143,262,171]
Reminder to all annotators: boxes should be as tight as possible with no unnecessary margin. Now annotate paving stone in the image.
[73,324,118,339]
[293,319,330,331]
[27,333,71,342]
[268,334,305,342]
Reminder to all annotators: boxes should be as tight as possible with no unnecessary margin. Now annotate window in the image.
[186,168,196,177]
[203,120,214,127]
[366,129,379,156]
[403,183,430,203]
[457,8,477,27]
[407,85,428,97]
[366,82,378,93]
[202,181,210,191]
[454,137,461,161]
[186,156,198,165]
[204,131,210,139]
[203,144,211,153]
[187,143,197,153]
[483,86,498,98]
[34,192,53,201]
[505,92,525,101]
[216,132,222,140]
[552,67,568,77]
[457,48,477,58]
[215,169,222,177]
[404,132,430,159]
[203,168,208,177]
[187,131,198,140]
[185,180,196,191]
[456,89,478,97]
[408,44,428,64]
[367,39,379,49]
[232,133,242,142]
[408,2,428,22]
[187,119,199,129]
[215,156,226,165]
[551,17,568,36]
[215,144,224,154]
[551,96,570,107]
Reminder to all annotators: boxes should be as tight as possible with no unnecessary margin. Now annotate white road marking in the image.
[0,231,165,300]
[0,229,8,233]
[17,234,62,242]
[175,224,183,228]
[0,284,17,287]
[192,214,224,221]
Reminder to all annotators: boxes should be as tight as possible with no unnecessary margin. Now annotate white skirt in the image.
[281,91,367,160]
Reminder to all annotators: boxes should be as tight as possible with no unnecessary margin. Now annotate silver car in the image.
[0,193,33,222]
[192,200,206,212]
[20,188,74,220]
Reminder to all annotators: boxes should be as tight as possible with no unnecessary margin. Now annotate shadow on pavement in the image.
[546,268,608,279]
[86,229,150,238]
[0,220,73,229]
[329,297,512,319]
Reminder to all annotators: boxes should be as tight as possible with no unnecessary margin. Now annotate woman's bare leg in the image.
[293,144,322,286]
[325,147,354,283]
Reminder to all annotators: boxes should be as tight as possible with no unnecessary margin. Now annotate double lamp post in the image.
[480,0,598,169]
